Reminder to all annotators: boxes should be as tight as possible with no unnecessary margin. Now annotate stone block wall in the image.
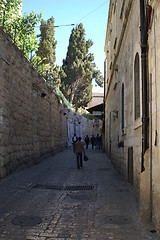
[104,0,142,189]
[141,0,160,230]
[0,27,101,179]
[104,0,160,232]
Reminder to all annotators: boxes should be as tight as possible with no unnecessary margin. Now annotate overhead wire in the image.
[35,23,75,28]
[75,0,109,25]
[34,1,109,28]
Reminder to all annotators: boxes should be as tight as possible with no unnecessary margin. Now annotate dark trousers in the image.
[86,143,89,149]
[73,142,76,153]
[76,152,83,169]
[91,142,94,149]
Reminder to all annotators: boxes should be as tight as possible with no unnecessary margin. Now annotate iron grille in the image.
[64,185,94,191]
[33,184,95,191]
[33,184,63,190]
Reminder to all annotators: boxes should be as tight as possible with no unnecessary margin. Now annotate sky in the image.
[22,0,109,92]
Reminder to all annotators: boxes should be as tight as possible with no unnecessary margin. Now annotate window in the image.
[134,53,140,120]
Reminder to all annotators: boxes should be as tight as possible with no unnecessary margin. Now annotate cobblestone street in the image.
[0,147,159,240]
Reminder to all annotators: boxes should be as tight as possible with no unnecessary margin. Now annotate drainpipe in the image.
[103,60,106,152]
[139,0,149,172]
[150,73,153,221]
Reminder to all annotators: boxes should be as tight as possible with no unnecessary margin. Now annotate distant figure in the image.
[99,134,102,149]
[85,135,90,149]
[95,134,100,149]
[72,133,78,153]
[74,137,86,169]
[91,134,95,150]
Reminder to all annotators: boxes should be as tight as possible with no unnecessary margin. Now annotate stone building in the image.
[87,92,104,109]
[104,0,160,231]
[0,27,101,180]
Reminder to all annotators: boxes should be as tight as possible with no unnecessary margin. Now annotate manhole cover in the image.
[12,216,42,226]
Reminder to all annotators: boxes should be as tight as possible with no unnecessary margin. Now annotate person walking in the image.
[85,135,90,149]
[91,134,95,150]
[72,133,78,153]
[99,134,102,149]
[95,134,100,149]
[74,137,86,169]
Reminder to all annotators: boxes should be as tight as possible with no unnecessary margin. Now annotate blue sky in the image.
[22,0,109,91]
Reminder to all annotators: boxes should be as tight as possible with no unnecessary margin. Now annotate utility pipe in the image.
[139,0,149,172]
[103,60,106,152]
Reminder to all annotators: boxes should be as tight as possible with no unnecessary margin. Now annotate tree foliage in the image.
[17,12,41,57]
[37,17,60,86]
[38,17,56,66]
[61,23,103,109]
[0,0,41,58]
[0,0,22,22]
[1,3,103,102]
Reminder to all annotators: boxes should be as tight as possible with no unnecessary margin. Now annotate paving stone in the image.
[0,148,159,239]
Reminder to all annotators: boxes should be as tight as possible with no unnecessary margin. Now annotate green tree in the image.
[0,0,22,25]
[37,17,57,82]
[17,12,42,57]
[61,23,103,109]
[0,0,41,58]
[38,17,56,65]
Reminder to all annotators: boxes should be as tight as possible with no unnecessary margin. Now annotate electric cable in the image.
[35,0,109,28]
[75,0,109,25]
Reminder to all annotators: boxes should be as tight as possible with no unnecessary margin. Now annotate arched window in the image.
[134,53,140,120]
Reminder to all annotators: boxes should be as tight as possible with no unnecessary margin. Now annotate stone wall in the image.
[0,27,101,180]
[104,0,160,232]
[104,0,141,190]
[141,0,160,230]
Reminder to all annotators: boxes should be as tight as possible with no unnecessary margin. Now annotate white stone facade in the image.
[104,0,160,231]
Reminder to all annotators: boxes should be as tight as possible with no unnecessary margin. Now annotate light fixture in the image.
[41,92,47,98]
[112,110,118,119]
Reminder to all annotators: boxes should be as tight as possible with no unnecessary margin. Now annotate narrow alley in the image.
[0,147,159,240]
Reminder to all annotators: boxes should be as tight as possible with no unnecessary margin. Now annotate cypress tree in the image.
[37,17,57,83]
[61,23,103,109]
[38,17,56,66]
